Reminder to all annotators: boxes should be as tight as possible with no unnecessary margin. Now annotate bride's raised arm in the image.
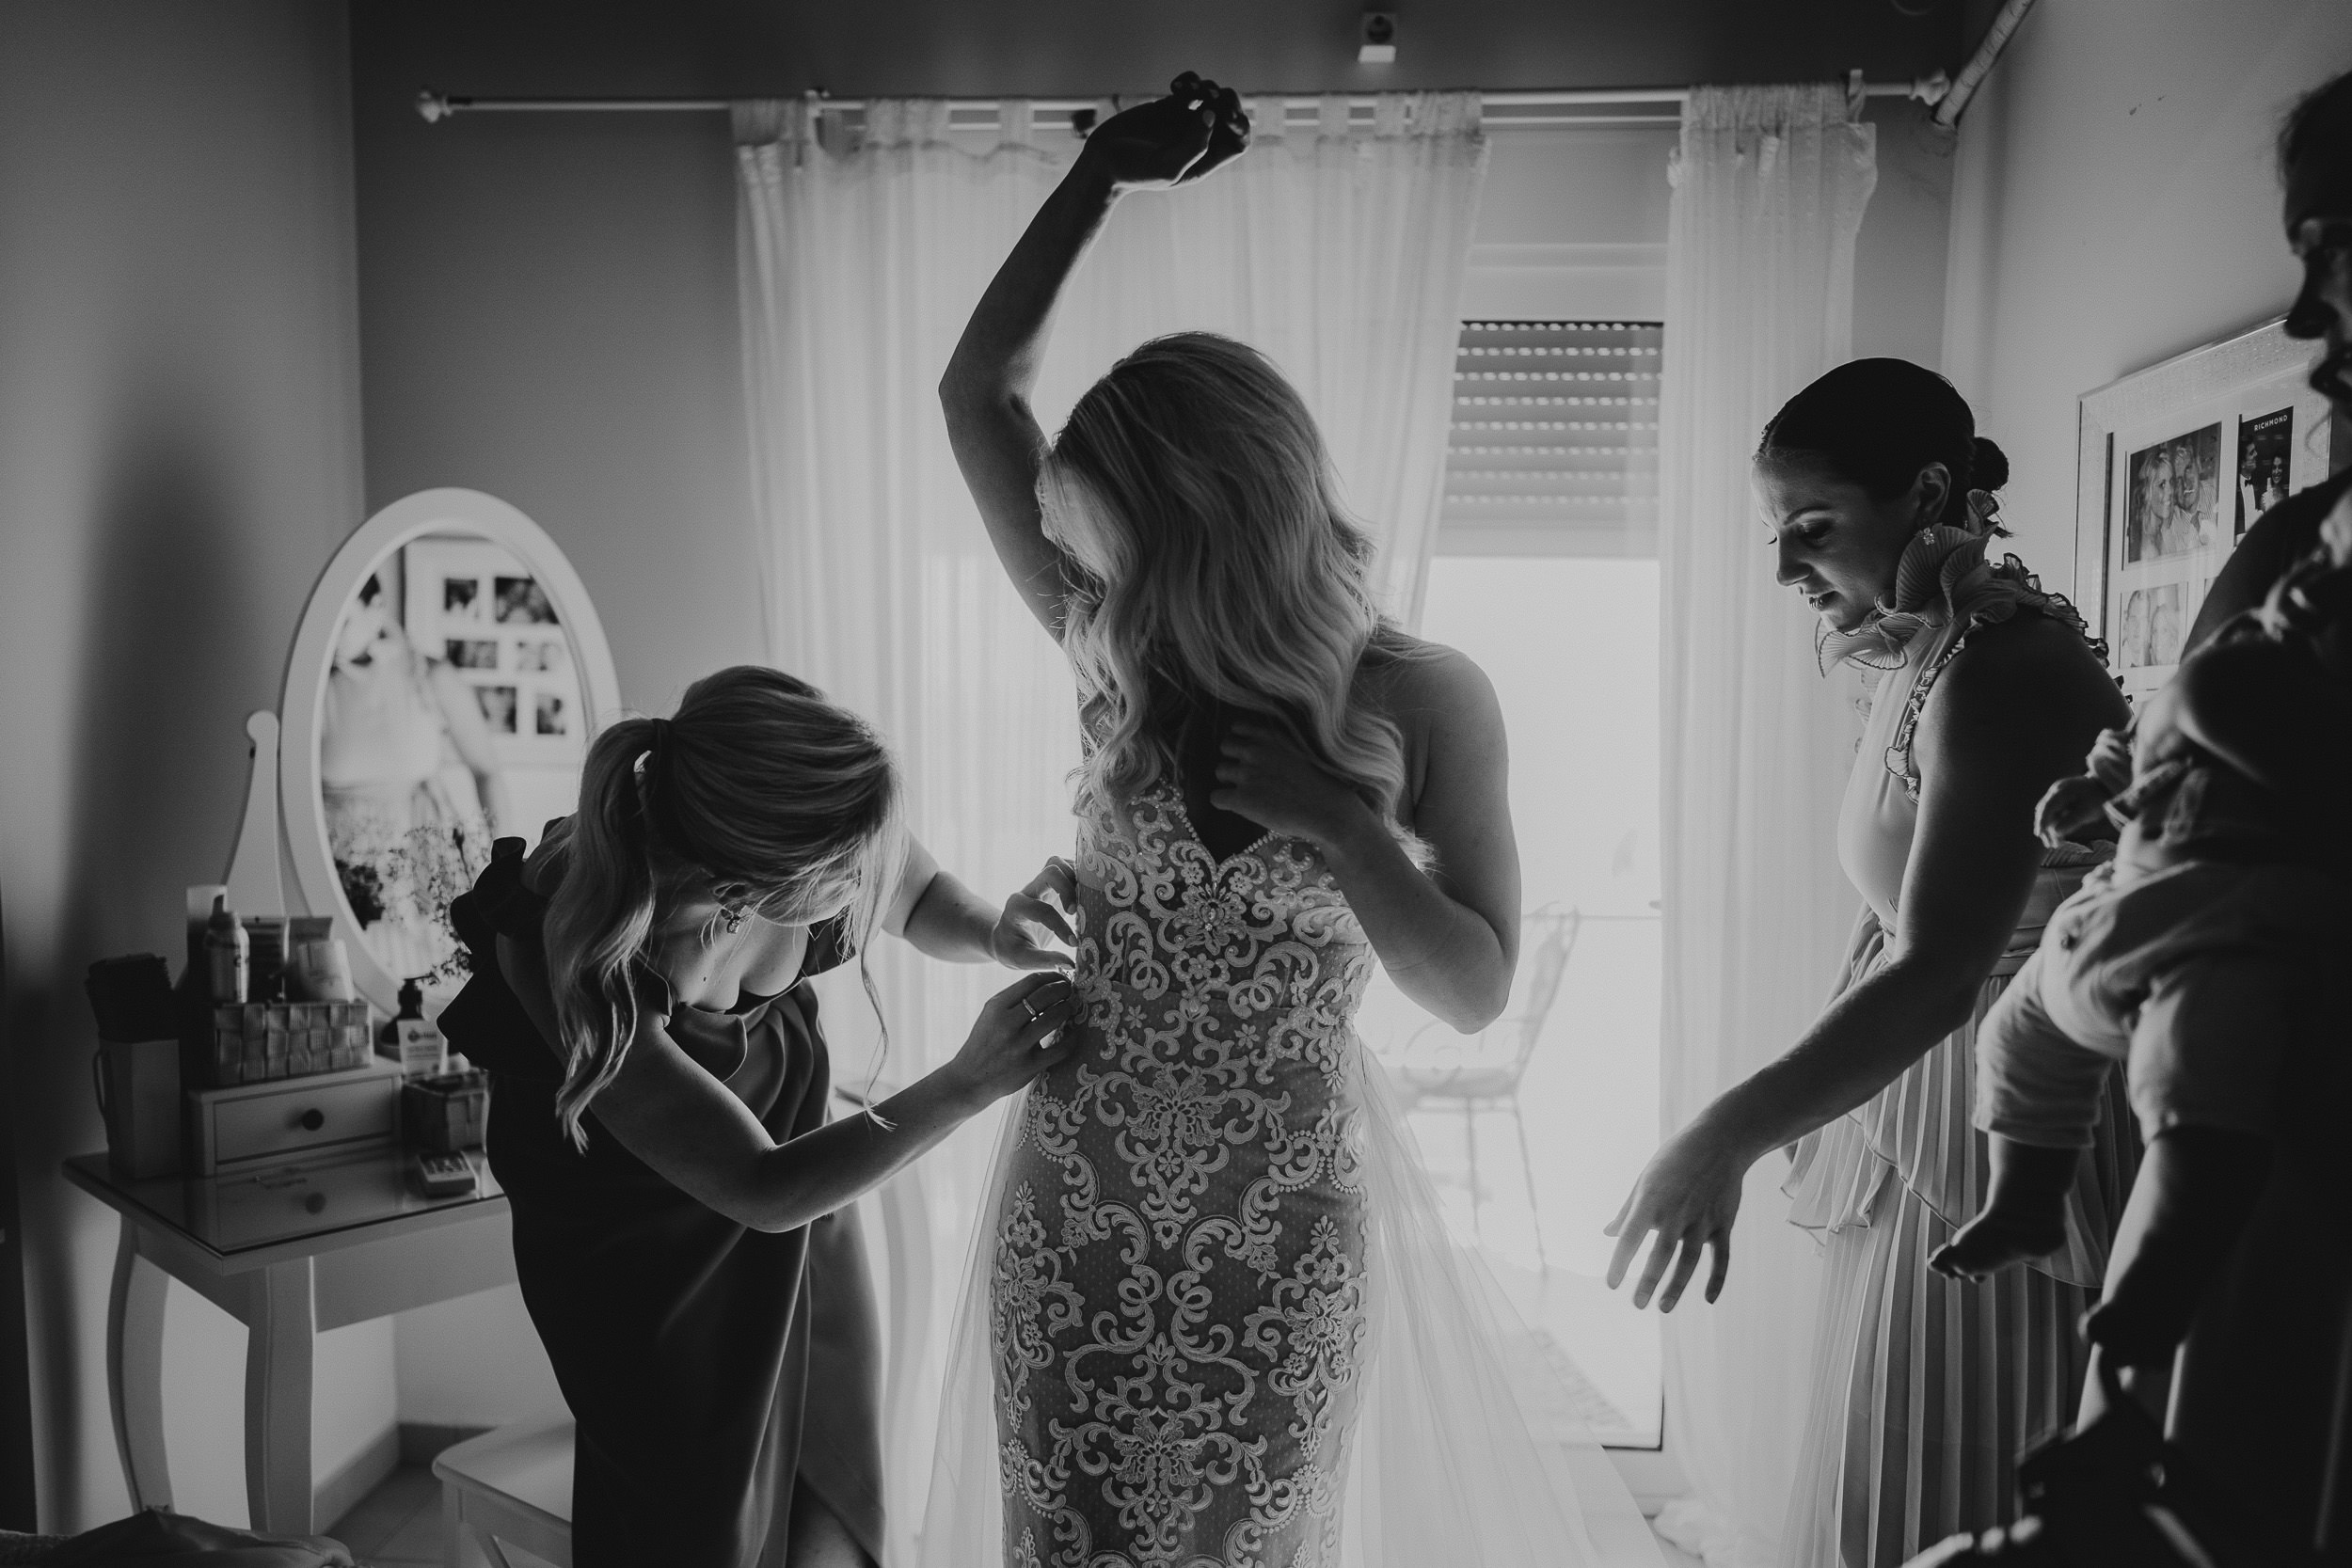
[937,72,1248,636]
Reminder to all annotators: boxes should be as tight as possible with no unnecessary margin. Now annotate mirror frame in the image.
[279,488,621,1016]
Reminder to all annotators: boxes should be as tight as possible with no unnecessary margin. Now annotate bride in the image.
[920,73,1660,1568]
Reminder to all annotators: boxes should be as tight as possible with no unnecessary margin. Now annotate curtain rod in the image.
[415,71,1950,128]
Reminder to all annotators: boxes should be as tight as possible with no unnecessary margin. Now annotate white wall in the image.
[1460,101,1952,350]
[1856,102,1959,371]
[0,0,396,1531]
[1941,0,2352,594]
[392,1288,563,1426]
[1465,126,1677,323]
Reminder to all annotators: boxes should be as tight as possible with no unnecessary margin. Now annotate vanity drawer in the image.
[186,1058,403,1176]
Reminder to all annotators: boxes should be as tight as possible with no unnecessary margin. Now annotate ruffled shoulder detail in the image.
[1819,526,2105,677]
[1833,526,2107,800]
[439,837,567,1082]
[448,835,545,951]
[1927,527,2104,660]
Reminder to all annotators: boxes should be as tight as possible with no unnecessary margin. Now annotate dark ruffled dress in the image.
[440,830,885,1568]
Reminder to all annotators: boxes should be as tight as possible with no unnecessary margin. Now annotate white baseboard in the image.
[313,1422,400,1532]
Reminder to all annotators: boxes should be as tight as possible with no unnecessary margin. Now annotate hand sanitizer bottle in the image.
[391,977,445,1078]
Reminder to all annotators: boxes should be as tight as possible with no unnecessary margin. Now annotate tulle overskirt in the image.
[919,1042,1663,1568]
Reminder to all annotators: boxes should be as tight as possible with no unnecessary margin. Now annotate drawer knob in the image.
[298,1108,326,1132]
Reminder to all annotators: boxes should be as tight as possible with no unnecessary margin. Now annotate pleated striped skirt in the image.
[1777,905,2140,1568]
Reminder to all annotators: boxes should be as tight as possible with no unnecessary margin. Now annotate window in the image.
[1440,320,1661,559]
[1358,321,1666,1450]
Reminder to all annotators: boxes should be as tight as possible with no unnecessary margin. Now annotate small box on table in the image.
[402,1069,488,1153]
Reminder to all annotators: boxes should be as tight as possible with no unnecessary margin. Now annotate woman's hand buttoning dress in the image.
[923,71,1661,1568]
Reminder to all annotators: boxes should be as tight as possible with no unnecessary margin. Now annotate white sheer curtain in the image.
[1653,85,1877,1568]
[734,93,1486,1564]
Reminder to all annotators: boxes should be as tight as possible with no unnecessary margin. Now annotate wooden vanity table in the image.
[64,1147,515,1534]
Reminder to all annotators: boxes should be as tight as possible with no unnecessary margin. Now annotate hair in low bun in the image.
[1970,436,2010,494]
[1756,357,1995,531]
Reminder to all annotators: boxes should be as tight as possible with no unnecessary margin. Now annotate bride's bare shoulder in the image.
[1360,632,1497,721]
[1359,634,1501,813]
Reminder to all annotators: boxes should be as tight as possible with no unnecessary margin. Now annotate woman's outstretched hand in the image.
[1211,717,1369,852]
[944,972,1082,1109]
[1603,1124,1754,1312]
[1081,72,1250,191]
[992,857,1079,971]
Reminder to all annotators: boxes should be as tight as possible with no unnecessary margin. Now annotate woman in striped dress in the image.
[1605,360,2140,1565]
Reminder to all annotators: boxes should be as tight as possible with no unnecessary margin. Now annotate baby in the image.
[1929,490,2352,1369]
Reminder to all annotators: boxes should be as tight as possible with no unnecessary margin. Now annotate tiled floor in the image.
[326,1464,444,1568]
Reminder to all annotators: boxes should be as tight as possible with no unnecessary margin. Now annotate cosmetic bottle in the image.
[204,895,248,1005]
[390,977,446,1078]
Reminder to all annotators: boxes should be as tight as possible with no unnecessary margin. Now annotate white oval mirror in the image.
[280,489,620,1016]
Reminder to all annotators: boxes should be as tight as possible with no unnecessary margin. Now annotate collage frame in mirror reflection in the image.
[320,533,589,993]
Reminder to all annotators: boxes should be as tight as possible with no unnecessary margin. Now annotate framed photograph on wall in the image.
[2076,318,2342,703]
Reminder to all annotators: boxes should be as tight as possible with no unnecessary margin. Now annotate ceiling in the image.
[352,0,1968,104]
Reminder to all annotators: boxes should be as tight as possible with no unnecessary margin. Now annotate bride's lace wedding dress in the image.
[923,779,1660,1567]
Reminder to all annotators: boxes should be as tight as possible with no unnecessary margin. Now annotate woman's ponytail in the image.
[537,669,904,1148]
[547,715,664,1149]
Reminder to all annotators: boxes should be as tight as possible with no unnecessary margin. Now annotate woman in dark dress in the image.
[439,665,1081,1568]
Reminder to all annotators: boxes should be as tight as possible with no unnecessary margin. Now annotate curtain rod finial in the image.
[1912,69,1952,107]
[416,88,453,123]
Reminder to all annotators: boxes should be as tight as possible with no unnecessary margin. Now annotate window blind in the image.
[1438,320,1662,558]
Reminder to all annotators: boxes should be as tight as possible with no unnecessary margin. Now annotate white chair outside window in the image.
[1381,905,1581,1273]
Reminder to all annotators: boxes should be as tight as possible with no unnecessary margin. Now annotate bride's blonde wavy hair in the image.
[1040,332,1428,852]
[543,666,905,1148]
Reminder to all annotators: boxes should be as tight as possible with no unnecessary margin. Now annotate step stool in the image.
[433,1413,574,1568]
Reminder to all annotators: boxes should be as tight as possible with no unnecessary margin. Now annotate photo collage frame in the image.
[401,536,587,768]
[2076,318,2343,704]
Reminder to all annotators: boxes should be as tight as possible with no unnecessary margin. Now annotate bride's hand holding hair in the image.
[1211,717,1372,851]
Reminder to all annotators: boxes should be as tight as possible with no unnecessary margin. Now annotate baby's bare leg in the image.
[1930,1136,2079,1279]
[2082,1126,2272,1368]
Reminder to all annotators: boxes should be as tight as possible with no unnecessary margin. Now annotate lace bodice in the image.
[1074,784,1375,1081]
